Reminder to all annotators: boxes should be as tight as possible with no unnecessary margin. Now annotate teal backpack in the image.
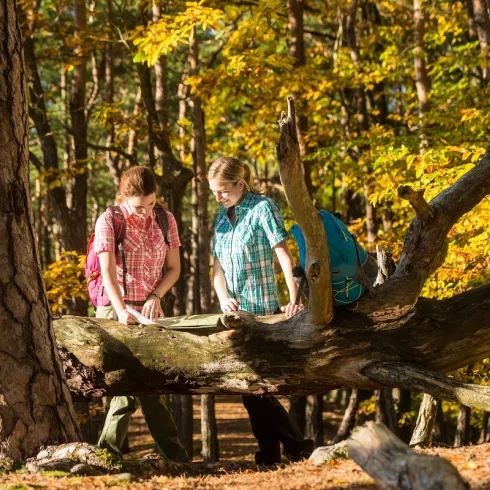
[290,210,376,305]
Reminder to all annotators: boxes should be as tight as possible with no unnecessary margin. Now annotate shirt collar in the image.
[235,191,254,211]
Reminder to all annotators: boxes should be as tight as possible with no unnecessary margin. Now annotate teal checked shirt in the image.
[212,192,290,316]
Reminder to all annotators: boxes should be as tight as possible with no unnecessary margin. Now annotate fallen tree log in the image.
[347,422,469,489]
[53,98,490,410]
[55,281,490,407]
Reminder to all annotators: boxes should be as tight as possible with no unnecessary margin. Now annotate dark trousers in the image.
[242,395,304,457]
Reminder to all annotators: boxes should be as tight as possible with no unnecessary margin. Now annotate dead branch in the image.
[277,96,333,325]
[398,185,434,221]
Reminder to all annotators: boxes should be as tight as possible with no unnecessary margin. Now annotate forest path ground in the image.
[1,395,490,489]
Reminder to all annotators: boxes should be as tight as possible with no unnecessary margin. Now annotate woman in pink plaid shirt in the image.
[94,166,187,462]
[94,167,181,324]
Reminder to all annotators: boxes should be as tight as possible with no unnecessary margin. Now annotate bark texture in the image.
[0,0,80,459]
[410,394,438,447]
[54,278,490,403]
[348,423,469,490]
[200,394,219,463]
[277,98,333,325]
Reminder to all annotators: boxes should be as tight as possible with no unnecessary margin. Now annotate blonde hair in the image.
[207,156,262,194]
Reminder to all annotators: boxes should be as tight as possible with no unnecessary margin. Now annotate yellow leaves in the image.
[130,2,225,66]
[43,252,87,314]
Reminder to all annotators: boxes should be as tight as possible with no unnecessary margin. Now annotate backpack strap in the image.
[109,205,128,297]
[154,205,170,246]
[351,233,376,296]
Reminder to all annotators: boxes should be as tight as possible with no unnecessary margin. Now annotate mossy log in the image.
[55,280,490,408]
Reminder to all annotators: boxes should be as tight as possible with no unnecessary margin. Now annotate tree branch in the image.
[29,151,43,171]
[364,362,490,411]
[357,145,490,320]
[398,185,434,221]
[277,96,333,326]
[85,141,139,166]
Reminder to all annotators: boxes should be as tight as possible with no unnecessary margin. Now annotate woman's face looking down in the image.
[208,179,246,208]
[127,192,156,219]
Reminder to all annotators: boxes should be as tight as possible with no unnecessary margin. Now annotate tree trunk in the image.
[345,1,377,245]
[287,0,313,197]
[188,27,211,314]
[432,402,447,444]
[69,0,89,254]
[305,394,324,447]
[200,394,219,462]
[413,0,431,151]
[481,411,490,443]
[375,388,398,435]
[0,1,80,459]
[472,0,490,83]
[24,34,79,253]
[333,389,359,443]
[104,0,121,188]
[289,396,306,436]
[394,389,412,443]
[180,395,194,460]
[410,394,438,447]
[348,423,468,489]
[454,405,471,447]
[126,89,142,165]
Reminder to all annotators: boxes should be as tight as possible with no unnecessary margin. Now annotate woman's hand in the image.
[118,309,137,325]
[142,296,165,321]
[220,297,240,313]
[281,302,304,319]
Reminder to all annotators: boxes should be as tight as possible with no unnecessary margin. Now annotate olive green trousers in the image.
[95,305,188,462]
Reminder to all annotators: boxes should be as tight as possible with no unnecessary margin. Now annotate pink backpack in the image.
[85,205,169,307]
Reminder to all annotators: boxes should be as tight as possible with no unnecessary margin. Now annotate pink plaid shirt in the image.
[94,201,180,303]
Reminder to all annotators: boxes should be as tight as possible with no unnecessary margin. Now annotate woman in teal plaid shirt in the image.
[208,156,311,465]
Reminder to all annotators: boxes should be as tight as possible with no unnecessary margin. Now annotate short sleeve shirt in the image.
[94,201,180,302]
[212,192,289,316]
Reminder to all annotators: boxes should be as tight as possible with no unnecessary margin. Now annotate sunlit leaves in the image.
[43,252,88,313]
[130,1,225,65]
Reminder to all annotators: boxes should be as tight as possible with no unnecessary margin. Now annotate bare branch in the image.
[364,361,490,411]
[85,141,139,166]
[277,96,333,326]
[29,151,43,171]
[398,185,434,220]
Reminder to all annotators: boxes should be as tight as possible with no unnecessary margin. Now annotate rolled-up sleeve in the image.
[94,211,115,254]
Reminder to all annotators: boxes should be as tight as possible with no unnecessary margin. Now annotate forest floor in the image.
[2,396,490,489]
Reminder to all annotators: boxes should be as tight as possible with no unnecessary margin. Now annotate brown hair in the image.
[116,166,157,204]
[207,156,262,194]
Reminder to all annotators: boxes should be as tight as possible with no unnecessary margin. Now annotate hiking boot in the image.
[254,442,281,465]
[284,438,314,463]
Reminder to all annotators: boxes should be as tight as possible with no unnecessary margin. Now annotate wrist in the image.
[115,306,127,316]
[148,292,162,301]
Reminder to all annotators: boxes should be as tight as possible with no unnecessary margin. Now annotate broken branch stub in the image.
[276,96,333,326]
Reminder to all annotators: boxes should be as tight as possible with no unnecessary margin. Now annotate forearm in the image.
[152,266,180,299]
[275,241,300,304]
[282,261,299,304]
[101,268,126,315]
[213,273,230,303]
